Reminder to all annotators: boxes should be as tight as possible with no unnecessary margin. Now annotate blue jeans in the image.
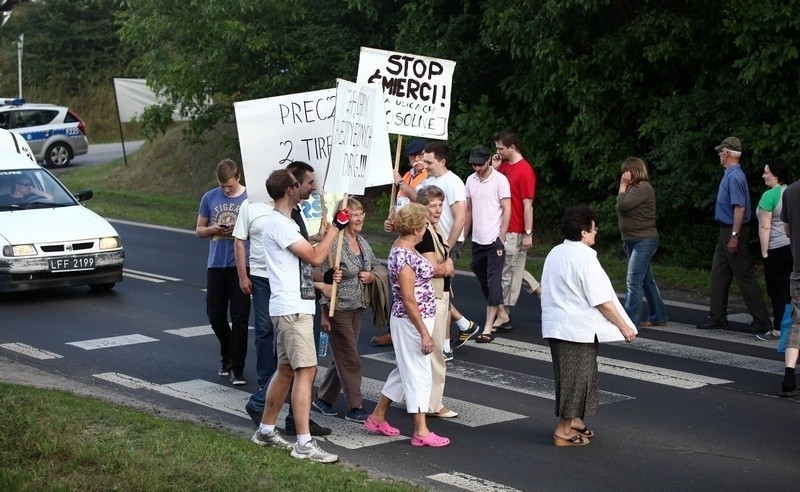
[251,276,276,387]
[623,237,668,325]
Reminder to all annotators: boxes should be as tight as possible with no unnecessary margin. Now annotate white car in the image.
[0,148,124,293]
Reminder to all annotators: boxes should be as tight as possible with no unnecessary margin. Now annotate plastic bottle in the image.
[318,331,329,357]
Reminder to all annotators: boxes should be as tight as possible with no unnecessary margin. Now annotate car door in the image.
[10,109,58,157]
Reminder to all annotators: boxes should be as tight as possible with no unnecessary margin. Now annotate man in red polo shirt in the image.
[492,129,540,331]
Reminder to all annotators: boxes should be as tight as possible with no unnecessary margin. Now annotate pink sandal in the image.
[411,432,450,447]
[364,415,400,436]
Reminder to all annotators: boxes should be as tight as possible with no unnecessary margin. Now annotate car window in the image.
[0,112,9,130]
[10,110,59,129]
[0,168,78,209]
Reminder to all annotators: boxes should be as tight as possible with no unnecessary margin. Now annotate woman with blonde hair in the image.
[615,157,668,327]
[363,203,450,447]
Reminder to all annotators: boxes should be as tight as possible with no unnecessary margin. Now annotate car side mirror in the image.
[74,189,93,202]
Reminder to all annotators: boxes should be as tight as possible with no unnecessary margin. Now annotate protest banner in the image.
[357,47,456,139]
[234,88,336,204]
[324,79,391,314]
[235,88,392,204]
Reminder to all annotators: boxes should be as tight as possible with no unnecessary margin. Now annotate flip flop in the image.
[411,432,450,447]
[364,415,400,436]
[491,319,513,333]
[553,434,590,447]
[572,426,595,438]
[476,333,494,343]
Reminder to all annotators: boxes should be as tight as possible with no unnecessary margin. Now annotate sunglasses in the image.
[17,181,33,186]
[470,161,487,167]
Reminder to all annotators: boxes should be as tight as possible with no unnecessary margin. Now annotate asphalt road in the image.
[1,220,798,491]
[70,140,144,168]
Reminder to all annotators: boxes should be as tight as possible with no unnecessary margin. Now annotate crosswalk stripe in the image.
[92,372,406,449]
[617,337,784,374]
[164,326,254,338]
[363,352,634,403]
[123,268,182,282]
[0,342,62,360]
[66,334,159,350]
[459,337,733,388]
[315,366,529,427]
[645,320,778,347]
[428,472,523,492]
[122,272,166,283]
[164,326,214,337]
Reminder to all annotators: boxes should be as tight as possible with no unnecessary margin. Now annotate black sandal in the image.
[476,333,494,343]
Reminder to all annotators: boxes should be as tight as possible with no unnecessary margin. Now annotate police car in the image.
[0,129,124,292]
[0,98,89,167]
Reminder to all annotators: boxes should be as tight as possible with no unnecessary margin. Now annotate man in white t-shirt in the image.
[464,145,511,344]
[250,169,348,464]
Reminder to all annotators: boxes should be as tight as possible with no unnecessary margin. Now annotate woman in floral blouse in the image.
[313,198,378,423]
[363,203,450,447]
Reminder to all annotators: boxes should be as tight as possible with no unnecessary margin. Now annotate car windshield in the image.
[0,168,78,210]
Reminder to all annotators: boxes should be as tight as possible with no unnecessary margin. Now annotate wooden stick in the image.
[387,135,404,220]
[328,192,349,317]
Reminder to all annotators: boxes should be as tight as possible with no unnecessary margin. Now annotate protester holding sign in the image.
[314,197,379,424]
[251,169,349,464]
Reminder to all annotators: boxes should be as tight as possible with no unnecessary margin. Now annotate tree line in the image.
[3,0,799,267]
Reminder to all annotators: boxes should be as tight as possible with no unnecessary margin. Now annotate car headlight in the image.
[3,244,37,256]
[99,236,121,250]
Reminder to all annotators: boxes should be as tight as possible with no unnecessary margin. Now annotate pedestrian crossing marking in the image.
[364,352,635,403]
[92,373,406,449]
[461,337,733,388]
[0,342,62,360]
[66,334,159,350]
[315,368,529,427]
[428,472,523,492]
[164,325,254,338]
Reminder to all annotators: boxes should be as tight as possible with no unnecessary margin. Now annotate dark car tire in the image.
[45,142,73,168]
[89,282,116,293]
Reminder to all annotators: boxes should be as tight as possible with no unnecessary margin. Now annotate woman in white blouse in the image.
[540,204,636,447]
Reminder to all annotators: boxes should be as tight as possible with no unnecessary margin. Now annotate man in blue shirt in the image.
[697,137,771,331]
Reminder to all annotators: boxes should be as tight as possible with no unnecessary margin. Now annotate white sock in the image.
[297,434,312,446]
[258,423,275,434]
[443,339,452,351]
[455,316,470,330]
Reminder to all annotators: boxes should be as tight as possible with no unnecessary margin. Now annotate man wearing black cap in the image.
[392,138,428,209]
[464,145,511,343]
[696,136,771,332]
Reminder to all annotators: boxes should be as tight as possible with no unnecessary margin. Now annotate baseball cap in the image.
[404,139,427,156]
[468,145,491,164]
[714,136,742,152]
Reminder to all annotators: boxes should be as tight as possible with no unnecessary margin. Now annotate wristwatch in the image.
[731,231,739,237]
[396,179,404,187]
[525,229,532,236]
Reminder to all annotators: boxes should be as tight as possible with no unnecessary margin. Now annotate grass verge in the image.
[0,383,417,491]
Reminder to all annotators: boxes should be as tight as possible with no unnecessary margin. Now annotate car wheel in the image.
[89,282,116,292]
[45,142,72,168]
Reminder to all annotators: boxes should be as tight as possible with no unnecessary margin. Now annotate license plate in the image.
[49,256,96,272]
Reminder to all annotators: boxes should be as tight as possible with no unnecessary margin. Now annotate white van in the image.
[0,131,124,292]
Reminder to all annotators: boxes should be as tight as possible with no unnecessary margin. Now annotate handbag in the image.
[778,304,792,353]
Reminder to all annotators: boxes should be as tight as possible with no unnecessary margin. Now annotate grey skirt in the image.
[548,338,599,419]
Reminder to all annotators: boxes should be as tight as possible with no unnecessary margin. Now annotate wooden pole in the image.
[387,135,404,220]
[328,192,349,317]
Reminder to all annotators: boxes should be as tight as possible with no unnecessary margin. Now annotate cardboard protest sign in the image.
[357,47,456,139]
[234,89,336,203]
[324,79,389,195]
[235,87,392,203]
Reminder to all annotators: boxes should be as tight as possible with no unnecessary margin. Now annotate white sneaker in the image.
[251,429,293,450]
[290,440,338,463]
